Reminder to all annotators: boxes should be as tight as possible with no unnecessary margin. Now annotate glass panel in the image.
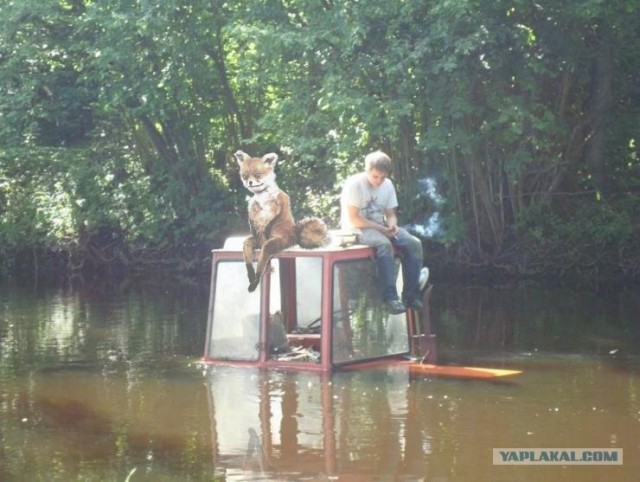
[295,257,323,329]
[269,259,282,314]
[332,259,409,364]
[208,260,261,360]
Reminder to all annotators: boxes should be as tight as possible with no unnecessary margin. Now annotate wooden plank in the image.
[408,363,522,379]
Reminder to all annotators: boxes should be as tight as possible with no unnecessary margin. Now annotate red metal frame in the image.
[203,243,428,372]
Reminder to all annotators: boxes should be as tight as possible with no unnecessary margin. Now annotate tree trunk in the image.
[585,25,613,197]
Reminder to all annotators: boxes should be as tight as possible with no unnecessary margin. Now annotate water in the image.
[1,279,639,481]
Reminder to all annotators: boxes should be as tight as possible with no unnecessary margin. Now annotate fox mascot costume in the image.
[235,150,328,292]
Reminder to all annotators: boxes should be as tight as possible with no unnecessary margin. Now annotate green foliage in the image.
[0,0,96,146]
[0,149,71,273]
[513,197,638,279]
[0,142,235,275]
[0,0,638,280]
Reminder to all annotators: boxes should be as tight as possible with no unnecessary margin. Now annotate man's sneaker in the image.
[418,267,430,291]
[385,299,406,315]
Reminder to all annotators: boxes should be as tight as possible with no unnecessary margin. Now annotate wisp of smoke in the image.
[407,177,443,238]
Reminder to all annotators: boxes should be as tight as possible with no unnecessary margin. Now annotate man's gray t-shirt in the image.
[340,172,398,231]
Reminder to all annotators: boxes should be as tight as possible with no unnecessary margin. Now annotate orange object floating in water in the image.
[408,362,522,379]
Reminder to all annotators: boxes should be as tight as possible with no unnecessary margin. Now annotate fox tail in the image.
[296,217,329,249]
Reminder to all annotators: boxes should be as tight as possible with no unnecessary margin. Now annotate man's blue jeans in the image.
[357,227,423,303]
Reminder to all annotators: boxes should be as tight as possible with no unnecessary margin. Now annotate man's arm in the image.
[346,205,396,238]
[384,208,399,237]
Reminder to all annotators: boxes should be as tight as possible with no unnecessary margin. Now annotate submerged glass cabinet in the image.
[204,242,411,371]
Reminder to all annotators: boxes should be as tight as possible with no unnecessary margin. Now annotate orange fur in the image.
[235,150,328,292]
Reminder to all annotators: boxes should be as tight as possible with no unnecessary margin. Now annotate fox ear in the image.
[262,153,278,167]
[234,150,249,165]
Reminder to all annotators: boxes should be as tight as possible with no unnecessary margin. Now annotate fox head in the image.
[234,150,278,194]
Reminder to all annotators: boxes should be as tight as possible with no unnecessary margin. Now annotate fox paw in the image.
[248,280,259,292]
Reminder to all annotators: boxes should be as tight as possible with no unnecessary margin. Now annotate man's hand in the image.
[386,224,398,239]
[384,208,399,239]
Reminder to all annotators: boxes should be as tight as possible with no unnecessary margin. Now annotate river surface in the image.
[1,278,639,481]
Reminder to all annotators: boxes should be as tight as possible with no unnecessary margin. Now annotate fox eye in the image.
[254,172,261,179]
[242,173,249,180]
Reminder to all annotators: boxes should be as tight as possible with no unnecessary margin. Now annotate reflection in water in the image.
[205,360,640,481]
[206,367,426,480]
[431,282,640,361]
[2,369,214,481]
[0,280,639,481]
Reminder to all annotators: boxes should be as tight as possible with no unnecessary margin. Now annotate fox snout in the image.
[241,171,269,191]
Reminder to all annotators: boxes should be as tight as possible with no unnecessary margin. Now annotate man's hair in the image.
[364,150,392,174]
